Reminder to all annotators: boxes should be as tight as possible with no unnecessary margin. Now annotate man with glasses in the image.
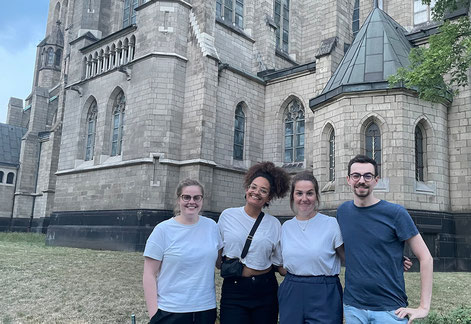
[337,154,433,323]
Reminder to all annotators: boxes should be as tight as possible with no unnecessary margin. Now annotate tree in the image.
[388,0,471,102]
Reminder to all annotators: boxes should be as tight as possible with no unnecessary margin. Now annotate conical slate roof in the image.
[310,7,412,110]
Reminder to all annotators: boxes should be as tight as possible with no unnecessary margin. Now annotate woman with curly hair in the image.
[217,161,290,324]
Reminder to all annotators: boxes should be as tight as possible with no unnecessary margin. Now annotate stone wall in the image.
[312,91,450,212]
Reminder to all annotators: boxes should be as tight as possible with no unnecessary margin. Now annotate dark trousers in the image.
[149,308,216,324]
[278,273,343,324]
[220,269,279,324]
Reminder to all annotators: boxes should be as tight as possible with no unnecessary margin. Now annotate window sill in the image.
[414,180,436,195]
[373,178,389,192]
[321,180,335,193]
[215,18,255,43]
[275,48,297,65]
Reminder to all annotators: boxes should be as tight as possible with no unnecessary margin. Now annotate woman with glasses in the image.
[218,161,290,324]
[278,171,344,324]
[143,178,223,324]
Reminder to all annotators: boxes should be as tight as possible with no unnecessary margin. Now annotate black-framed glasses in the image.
[349,173,375,182]
[180,194,203,202]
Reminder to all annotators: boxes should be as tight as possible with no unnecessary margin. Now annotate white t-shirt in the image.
[218,207,282,270]
[143,216,223,313]
[281,213,343,276]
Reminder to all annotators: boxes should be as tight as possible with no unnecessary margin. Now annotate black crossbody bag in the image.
[220,212,265,278]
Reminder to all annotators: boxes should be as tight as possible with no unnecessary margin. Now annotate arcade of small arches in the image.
[82,35,136,79]
[0,170,15,185]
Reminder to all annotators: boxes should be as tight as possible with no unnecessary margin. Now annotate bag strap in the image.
[241,212,264,259]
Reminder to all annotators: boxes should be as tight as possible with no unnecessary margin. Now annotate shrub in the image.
[419,306,471,324]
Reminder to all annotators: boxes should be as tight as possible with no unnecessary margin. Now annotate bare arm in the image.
[395,234,433,323]
[216,248,223,270]
[336,244,345,264]
[143,257,162,319]
[277,266,287,276]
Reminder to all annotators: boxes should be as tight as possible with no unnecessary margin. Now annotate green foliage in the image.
[389,16,471,102]
[422,0,468,20]
[417,306,471,323]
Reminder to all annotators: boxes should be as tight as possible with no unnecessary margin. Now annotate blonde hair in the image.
[173,178,204,216]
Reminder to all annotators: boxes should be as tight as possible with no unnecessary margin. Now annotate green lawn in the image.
[1,233,470,323]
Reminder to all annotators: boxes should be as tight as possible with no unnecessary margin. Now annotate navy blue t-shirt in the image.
[337,200,419,311]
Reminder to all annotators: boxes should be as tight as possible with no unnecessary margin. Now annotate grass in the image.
[1,232,470,323]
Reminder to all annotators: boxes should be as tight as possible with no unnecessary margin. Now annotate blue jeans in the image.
[344,304,408,323]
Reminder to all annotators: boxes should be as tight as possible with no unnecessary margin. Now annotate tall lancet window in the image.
[415,126,425,181]
[329,130,335,181]
[233,103,245,160]
[284,99,304,163]
[365,122,381,176]
[85,101,98,161]
[111,92,126,156]
[274,0,290,52]
[123,0,139,27]
[352,0,360,39]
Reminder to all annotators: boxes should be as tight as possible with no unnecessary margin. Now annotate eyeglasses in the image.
[248,184,269,197]
[180,195,203,202]
[349,173,375,182]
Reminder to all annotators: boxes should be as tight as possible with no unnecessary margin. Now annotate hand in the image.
[395,306,429,323]
[403,256,412,271]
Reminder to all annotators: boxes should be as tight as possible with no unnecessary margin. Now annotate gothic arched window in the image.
[329,130,335,181]
[55,49,62,67]
[365,122,381,176]
[6,172,14,184]
[415,125,425,181]
[111,92,125,156]
[284,99,304,163]
[85,101,98,161]
[47,48,55,66]
[233,103,245,160]
[0,171,4,183]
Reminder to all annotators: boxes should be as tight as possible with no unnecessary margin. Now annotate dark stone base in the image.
[0,217,49,233]
[19,208,469,271]
[46,209,220,251]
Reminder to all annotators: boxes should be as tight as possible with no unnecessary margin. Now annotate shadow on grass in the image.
[0,232,46,244]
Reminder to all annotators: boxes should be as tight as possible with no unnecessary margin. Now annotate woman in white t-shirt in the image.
[218,162,290,324]
[278,171,345,324]
[143,179,223,324]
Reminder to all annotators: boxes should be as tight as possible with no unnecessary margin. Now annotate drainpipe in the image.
[8,163,20,232]
[28,140,42,232]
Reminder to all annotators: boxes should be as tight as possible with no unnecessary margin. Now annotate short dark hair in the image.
[348,154,378,176]
[289,171,320,213]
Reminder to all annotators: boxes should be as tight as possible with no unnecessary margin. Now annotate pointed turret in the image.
[310,7,412,110]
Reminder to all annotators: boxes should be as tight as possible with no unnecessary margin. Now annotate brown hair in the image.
[348,154,378,176]
[174,178,204,216]
[244,161,290,207]
[289,171,320,213]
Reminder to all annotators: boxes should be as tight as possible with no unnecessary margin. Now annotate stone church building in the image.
[1,0,470,270]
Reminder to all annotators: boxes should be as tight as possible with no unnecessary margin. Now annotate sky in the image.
[0,0,50,124]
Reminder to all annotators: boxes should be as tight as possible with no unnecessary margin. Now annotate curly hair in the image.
[289,171,320,213]
[244,162,290,205]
